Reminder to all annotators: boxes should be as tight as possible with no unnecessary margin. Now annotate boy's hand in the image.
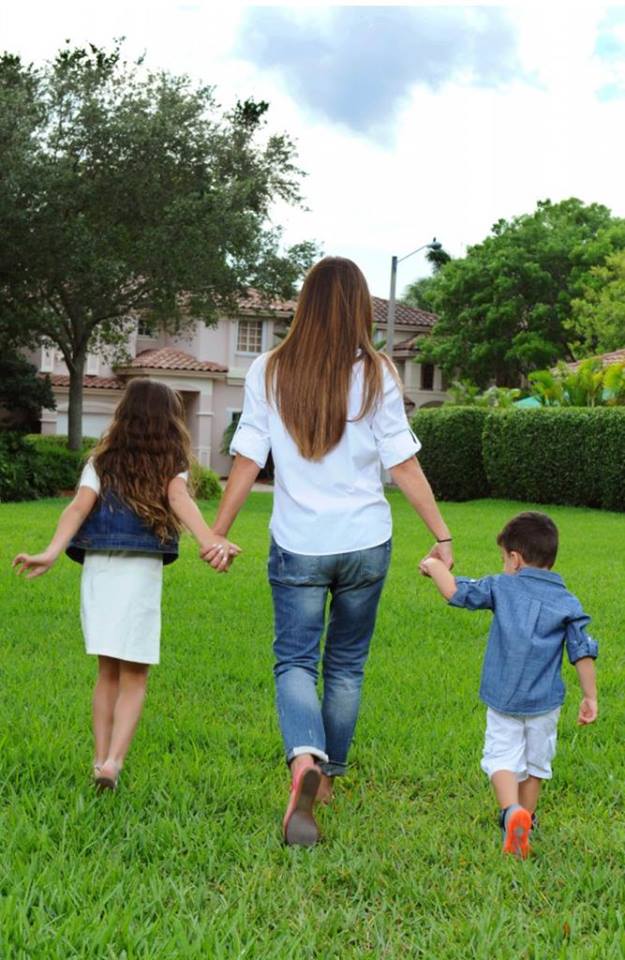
[13,550,57,579]
[200,536,241,573]
[577,697,598,725]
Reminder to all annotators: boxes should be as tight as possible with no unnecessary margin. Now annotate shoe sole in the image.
[284,768,321,847]
[95,775,117,791]
[503,808,532,859]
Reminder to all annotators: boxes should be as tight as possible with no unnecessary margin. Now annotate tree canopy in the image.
[0,350,56,430]
[417,199,625,387]
[0,42,318,447]
[569,250,625,356]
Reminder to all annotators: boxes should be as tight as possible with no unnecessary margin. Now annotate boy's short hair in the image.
[496,512,559,568]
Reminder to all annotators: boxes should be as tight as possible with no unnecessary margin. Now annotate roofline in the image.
[115,366,227,379]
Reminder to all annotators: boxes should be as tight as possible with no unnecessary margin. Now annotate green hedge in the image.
[483,408,625,511]
[410,407,490,501]
[1,433,222,503]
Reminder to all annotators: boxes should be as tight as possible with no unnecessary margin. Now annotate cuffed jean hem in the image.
[318,761,348,777]
[286,745,329,765]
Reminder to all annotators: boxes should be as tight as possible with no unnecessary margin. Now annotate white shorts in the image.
[481,706,561,781]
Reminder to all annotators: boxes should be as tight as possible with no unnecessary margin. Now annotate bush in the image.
[0,432,43,501]
[410,407,490,500]
[191,462,222,501]
[482,408,625,510]
[26,435,95,493]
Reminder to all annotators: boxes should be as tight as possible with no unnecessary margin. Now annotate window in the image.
[40,347,55,372]
[86,354,99,375]
[420,363,435,391]
[230,410,242,426]
[236,319,263,354]
[137,318,156,338]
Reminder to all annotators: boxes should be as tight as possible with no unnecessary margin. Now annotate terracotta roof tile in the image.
[372,297,437,329]
[567,348,625,370]
[47,374,123,390]
[123,348,227,373]
[238,288,297,314]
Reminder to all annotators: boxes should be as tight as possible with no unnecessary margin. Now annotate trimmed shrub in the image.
[191,462,222,501]
[26,435,95,493]
[482,408,625,511]
[0,432,43,501]
[410,407,490,501]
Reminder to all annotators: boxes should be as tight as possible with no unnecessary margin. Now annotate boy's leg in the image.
[482,709,532,858]
[491,770,520,810]
[99,660,150,780]
[93,655,120,767]
[519,775,542,814]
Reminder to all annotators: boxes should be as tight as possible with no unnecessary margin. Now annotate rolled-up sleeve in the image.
[229,358,271,469]
[565,611,598,664]
[449,576,496,611]
[372,367,421,469]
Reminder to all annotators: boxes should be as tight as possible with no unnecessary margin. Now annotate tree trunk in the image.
[67,353,86,451]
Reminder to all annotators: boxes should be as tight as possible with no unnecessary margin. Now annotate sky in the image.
[3,1,625,297]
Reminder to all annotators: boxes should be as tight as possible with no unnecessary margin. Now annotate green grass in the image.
[1,494,625,959]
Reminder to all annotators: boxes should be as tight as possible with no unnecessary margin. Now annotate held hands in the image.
[420,540,454,576]
[200,535,241,573]
[12,550,57,579]
[578,697,598,725]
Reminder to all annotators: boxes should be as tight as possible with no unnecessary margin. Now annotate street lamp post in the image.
[386,238,442,356]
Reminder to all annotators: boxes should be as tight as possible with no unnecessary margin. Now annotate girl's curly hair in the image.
[92,378,192,542]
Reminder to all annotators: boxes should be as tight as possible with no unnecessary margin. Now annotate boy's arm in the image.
[420,557,457,601]
[12,486,98,579]
[575,657,598,725]
[168,477,241,573]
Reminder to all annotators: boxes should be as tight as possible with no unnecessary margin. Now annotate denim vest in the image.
[66,491,179,565]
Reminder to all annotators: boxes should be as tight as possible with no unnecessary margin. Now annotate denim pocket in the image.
[360,539,392,583]
[268,539,322,585]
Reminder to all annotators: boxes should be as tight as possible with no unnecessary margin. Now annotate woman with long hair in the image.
[13,379,239,788]
[210,257,453,845]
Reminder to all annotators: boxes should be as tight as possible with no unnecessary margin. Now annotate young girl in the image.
[13,379,239,790]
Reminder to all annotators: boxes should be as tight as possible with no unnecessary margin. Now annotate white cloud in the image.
[3,1,625,298]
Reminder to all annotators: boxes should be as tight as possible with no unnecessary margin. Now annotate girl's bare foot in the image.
[315,773,333,804]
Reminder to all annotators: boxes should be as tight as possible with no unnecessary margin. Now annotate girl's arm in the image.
[419,557,458,601]
[389,457,454,570]
[12,487,98,579]
[167,477,241,573]
[207,454,261,538]
[575,657,598,725]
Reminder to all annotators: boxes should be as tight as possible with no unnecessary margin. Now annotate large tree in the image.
[419,199,625,387]
[569,250,625,355]
[0,43,317,447]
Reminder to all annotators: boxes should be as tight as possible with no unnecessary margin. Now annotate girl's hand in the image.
[12,550,57,579]
[200,537,241,573]
[577,697,598,725]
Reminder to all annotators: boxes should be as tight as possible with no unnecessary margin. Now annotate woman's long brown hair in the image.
[265,257,387,460]
[92,379,192,541]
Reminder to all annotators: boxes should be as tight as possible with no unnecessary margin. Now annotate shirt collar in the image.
[518,567,563,584]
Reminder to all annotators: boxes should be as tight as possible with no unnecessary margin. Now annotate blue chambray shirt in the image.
[449,568,598,716]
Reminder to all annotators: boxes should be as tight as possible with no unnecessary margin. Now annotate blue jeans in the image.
[268,538,391,776]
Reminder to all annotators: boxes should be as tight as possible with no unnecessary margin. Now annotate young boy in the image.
[421,511,598,859]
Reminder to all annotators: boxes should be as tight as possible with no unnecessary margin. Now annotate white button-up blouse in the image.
[230,353,421,555]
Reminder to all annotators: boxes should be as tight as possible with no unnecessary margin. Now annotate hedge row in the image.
[0,433,221,503]
[410,407,625,511]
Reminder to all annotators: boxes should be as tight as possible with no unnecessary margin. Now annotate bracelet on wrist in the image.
[436,537,453,543]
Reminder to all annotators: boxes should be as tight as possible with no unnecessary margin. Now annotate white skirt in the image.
[80,552,163,665]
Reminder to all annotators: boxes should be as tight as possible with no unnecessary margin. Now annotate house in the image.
[36,293,447,475]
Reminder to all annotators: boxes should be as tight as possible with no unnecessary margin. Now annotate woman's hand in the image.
[421,540,454,572]
[200,536,241,573]
[12,550,57,579]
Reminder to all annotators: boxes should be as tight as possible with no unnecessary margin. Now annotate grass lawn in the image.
[1,493,625,959]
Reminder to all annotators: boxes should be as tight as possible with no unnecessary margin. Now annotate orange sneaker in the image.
[503,805,532,859]
[283,765,321,847]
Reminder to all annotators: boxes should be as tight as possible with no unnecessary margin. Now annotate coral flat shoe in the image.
[283,765,321,847]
